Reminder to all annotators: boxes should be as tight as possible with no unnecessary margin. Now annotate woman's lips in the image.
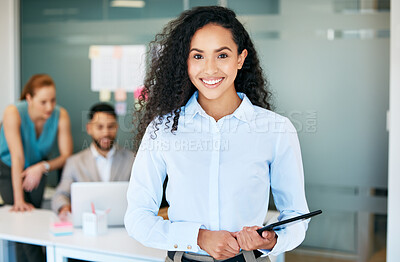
[200,77,224,88]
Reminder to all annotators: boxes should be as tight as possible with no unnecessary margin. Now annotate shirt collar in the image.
[90,143,116,159]
[183,91,206,123]
[183,91,256,123]
[232,92,256,123]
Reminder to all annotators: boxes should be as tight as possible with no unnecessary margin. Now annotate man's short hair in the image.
[88,103,117,120]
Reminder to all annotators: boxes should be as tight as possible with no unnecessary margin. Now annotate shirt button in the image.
[187,245,192,250]
[174,244,178,249]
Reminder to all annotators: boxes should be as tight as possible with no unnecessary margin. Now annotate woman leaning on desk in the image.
[0,74,72,262]
[0,74,73,211]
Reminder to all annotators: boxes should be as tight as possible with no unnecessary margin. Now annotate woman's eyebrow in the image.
[215,46,232,52]
[189,46,233,53]
[189,48,203,53]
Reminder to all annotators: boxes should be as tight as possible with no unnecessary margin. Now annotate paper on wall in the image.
[120,45,146,92]
[115,102,127,115]
[90,46,119,91]
[115,88,127,102]
[89,45,146,92]
[99,90,111,102]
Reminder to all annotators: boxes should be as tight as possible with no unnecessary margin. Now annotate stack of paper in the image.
[49,221,73,236]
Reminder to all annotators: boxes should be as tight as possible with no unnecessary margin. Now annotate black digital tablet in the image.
[257,210,322,236]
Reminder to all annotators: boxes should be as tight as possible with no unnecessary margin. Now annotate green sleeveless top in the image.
[0,101,60,168]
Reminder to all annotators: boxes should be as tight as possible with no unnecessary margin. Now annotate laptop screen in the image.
[71,181,129,227]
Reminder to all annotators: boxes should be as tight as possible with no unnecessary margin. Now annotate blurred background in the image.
[0,0,394,261]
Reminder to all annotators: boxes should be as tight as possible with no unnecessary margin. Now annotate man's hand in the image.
[58,205,72,221]
[21,163,45,192]
[197,229,240,260]
[234,226,277,251]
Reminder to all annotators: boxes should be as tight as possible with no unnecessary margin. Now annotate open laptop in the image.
[71,181,129,227]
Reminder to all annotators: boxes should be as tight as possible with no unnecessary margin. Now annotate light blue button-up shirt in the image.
[125,92,309,256]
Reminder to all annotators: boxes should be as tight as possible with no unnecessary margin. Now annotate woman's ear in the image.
[26,94,32,103]
[238,49,248,70]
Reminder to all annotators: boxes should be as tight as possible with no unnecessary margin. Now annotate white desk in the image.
[0,206,284,262]
[0,205,166,262]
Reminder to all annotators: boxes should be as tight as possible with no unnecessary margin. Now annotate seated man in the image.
[52,103,134,216]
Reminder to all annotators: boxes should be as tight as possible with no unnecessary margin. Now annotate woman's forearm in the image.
[45,153,70,172]
[11,157,25,202]
[51,107,73,172]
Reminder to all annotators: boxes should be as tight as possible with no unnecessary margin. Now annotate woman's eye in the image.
[218,54,228,58]
[193,54,203,59]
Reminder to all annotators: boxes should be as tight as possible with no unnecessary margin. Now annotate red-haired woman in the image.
[0,74,73,261]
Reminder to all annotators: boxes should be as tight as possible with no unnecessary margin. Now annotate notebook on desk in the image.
[71,181,129,227]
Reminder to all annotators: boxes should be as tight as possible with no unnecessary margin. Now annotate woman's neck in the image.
[27,104,44,123]
[198,91,242,122]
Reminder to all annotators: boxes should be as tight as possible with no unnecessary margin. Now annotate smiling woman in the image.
[133,6,272,146]
[0,73,73,261]
[125,5,309,262]
[187,24,248,120]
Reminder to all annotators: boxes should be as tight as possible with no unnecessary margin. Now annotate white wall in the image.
[387,0,400,261]
[0,0,19,121]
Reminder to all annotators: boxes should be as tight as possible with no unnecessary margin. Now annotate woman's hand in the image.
[10,199,34,212]
[197,229,240,260]
[21,163,45,192]
[233,226,277,251]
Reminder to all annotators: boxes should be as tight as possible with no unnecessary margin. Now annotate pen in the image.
[91,202,96,214]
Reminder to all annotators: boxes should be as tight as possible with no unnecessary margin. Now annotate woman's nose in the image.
[46,103,53,111]
[204,59,218,74]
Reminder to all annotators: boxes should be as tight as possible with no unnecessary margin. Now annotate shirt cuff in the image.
[168,222,203,252]
[258,229,285,256]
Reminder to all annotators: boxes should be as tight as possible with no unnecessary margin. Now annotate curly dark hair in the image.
[134,5,272,147]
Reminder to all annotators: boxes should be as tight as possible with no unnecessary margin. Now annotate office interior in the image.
[1,0,399,261]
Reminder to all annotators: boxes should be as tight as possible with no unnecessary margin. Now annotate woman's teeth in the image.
[202,78,223,85]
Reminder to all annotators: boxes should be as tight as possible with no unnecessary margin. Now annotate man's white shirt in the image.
[90,143,116,182]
